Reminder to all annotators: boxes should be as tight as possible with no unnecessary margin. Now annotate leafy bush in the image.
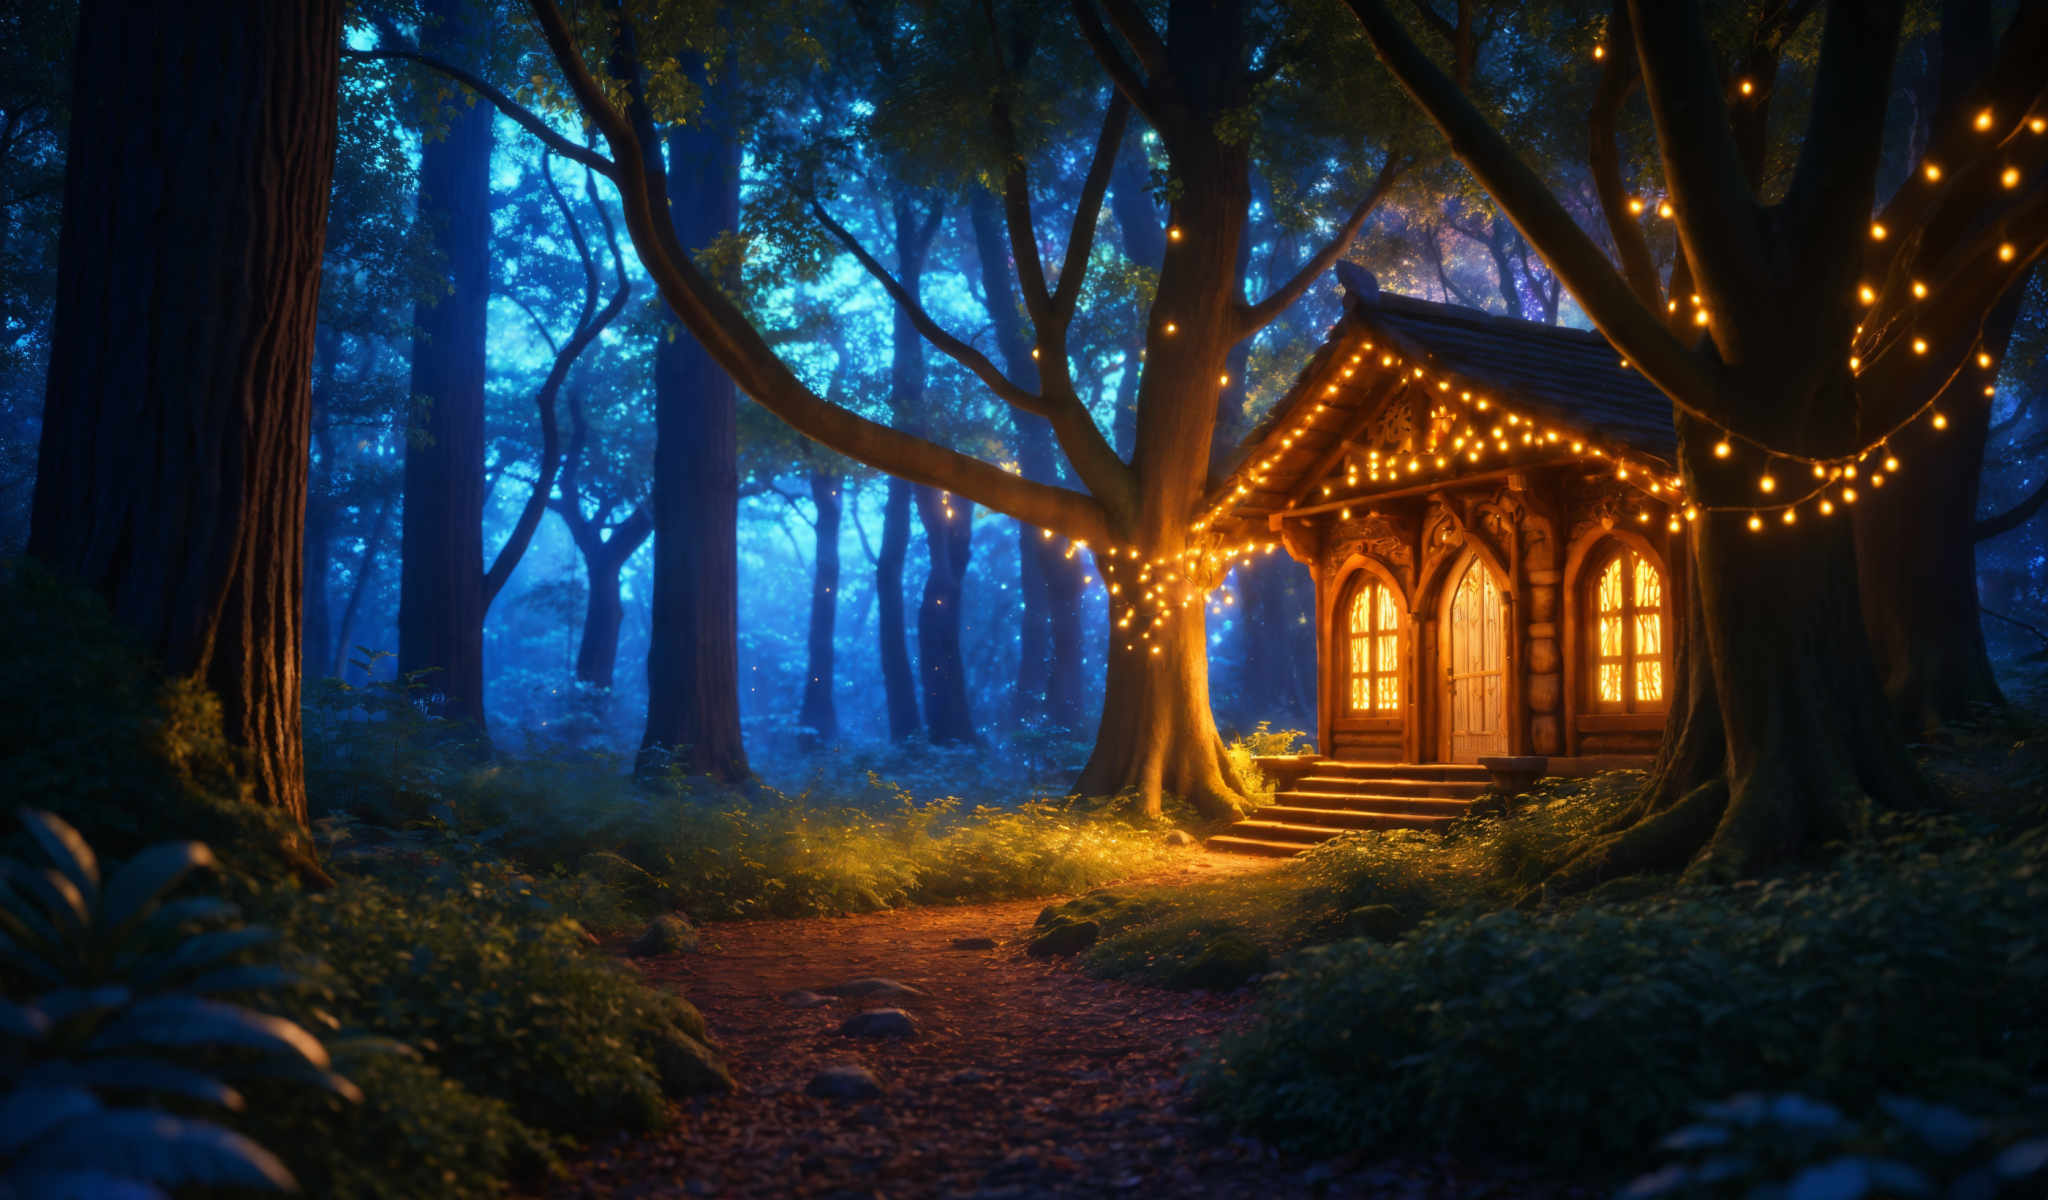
[1223,721,1314,807]
[0,565,320,889]
[1626,1092,2048,1199]
[270,862,733,1138]
[1191,814,2048,1169]
[0,809,351,1197]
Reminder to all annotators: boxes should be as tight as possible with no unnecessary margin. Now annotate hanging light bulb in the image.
[1859,284,1876,304]
[1628,197,1645,215]
[1782,508,1796,524]
[1658,201,1675,218]
[1932,412,1948,429]
[1714,439,1731,458]
[1843,487,1859,503]
[2002,166,2021,188]
[1819,498,1835,516]
[1884,453,1900,472]
[1975,107,1995,131]
[1168,225,1183,241]
[2000,243,2016,261]
[1759,473,1776,493]
[1911,280,1928,299]
[1871,222,1888,240]
[1748,514,1764,531]
[1923,162,1942,182]
[1912,337,1928,354]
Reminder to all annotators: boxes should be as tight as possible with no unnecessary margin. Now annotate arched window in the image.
[1346,578,1401,713]
[1591,547,1666,711]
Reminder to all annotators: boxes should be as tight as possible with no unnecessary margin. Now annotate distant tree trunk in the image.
[638,69,747,782]
[876,475,921,740]
[398,0,492,733]
[332,490,395,679]
[914,486,978,744]
[28,0,342,823]
[303,332,340,679]
[966,189,1084,729]
[799,470,843,744]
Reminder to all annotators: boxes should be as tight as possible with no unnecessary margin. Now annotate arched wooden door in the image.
[1443,556,1507,761]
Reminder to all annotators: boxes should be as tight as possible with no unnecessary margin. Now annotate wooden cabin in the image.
[1200,273,1688,855]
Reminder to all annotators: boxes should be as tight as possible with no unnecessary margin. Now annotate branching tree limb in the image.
[1237,153,1405,338]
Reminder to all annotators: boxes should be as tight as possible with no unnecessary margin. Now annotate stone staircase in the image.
[1208,760,1493,857]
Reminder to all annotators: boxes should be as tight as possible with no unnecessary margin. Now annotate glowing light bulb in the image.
[1782,508,1796,524]
[1658,201,1675,218]
[1843,487,1858,503]
[2002,166,2021,188]
[1759,474,1776,493]
[1031,347,1040,359]
[1932,412,1948,429]
[1870,222,1887,240]
[1693,308,1709,326]
[1748,514,1764,531]
[1714,440,1731,458]
[1164,322,1177,335]
[1912,337,1928,355]
[1859,284,1876,304]
[1684,506,1698,522]
[1884,454,1899,472]
[1872,473,1886,488]
[1978,352,1993,368]
[1668,517,1682,532]
[1912,280,1927,299]
[1168,225,1183,241]
[1739,79,1754,96]
[1813,463,1827,479]
[1593,44,1606,60]
[2033,117,2048,133]
[2000,243,2016,261]
[1975,108,1994,131]
[1849,355,1861,370]
[1923,162,1941,181]
[1628,197,1645,215]
[1819,499,1834,516]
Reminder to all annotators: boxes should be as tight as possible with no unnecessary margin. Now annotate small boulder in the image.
[806,1063,883,1100]
[1163,829,1196,847]
[949,936,998,951]
[839,1007,919,1038]
[781,989,835,1009]
[1026,916,1100,958]
[626,913,698,957]
[1341,903,1412,942]
[1178,931,1270,990]
[649,1029,736,1096]
[815,977,927,1000]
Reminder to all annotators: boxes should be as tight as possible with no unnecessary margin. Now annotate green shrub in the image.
[0,565,320,890]
[1191,814,2048,1169]
[1,809,350,1196]
[270,864,733,1138]
[239,1047,554,1200]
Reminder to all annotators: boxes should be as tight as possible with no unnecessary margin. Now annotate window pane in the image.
[1598,557,1623,615]
[1350,589,1371,637]
[1599,614,1622,659]
[1376,674,1397,712]
[1599,662,1622,704]
[1636,611,1662,659]
[1377,586,1399,636]
[1634,554,1662,610]
[1637,657,1664,704]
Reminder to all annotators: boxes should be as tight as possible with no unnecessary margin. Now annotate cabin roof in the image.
[1197,282,1682,540]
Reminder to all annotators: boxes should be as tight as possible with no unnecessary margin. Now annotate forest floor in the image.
[544,852,1595,1200]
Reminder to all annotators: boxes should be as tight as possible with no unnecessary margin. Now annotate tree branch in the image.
[1586,0,1662,307]
[1051,92,1131,322]
[1069,0,1163,130]
[1626,0,1776,359]
[525,0,1111,546]
[1341,0,1715,414]
[809,197,1055,418]
[1976,475,2048,542]
[343,46,616,178]
[1098,0,1169,78]
[1236,153,1404,338]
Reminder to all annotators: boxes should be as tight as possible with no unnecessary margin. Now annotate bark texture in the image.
[398,0,493,731]
[28,0,343,822]
[876,475,922,741]
[915,487,979,745]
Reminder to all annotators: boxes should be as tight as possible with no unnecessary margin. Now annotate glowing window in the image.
[1347,580,1401,713]
[1593,549,1666,710]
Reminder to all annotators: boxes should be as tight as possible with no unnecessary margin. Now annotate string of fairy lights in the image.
[924,92,2037,657]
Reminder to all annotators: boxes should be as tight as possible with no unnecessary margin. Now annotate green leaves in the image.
[2,810,355,1197]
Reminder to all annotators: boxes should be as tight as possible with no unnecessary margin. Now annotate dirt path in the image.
[550,854,1585,1199]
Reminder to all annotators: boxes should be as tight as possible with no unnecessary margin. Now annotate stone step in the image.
[1273,793,1475,817]
[1205,834,1308,858]
[1228,814,1459,845]
[1259,804,1467,830]
[1309,761,1492,783]
[1294,776,1488,799]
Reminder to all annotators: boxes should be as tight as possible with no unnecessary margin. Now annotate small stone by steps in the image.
[1211,760,1493,857]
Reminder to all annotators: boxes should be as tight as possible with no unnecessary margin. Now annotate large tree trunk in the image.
[876,475,921,740]
[28,0,342,822]
[798,470,842,745]
[638,71,747,782]
[1545,409,1927,891]
[398,0,492,733]
[1074,143,1254,819]
[914,486,979,745]
[1854,284,2026,734]
[1014,520,1050,721]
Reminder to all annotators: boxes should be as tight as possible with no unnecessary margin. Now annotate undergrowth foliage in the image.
[0,810,351,1197]
[1189,811,2048,1169]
